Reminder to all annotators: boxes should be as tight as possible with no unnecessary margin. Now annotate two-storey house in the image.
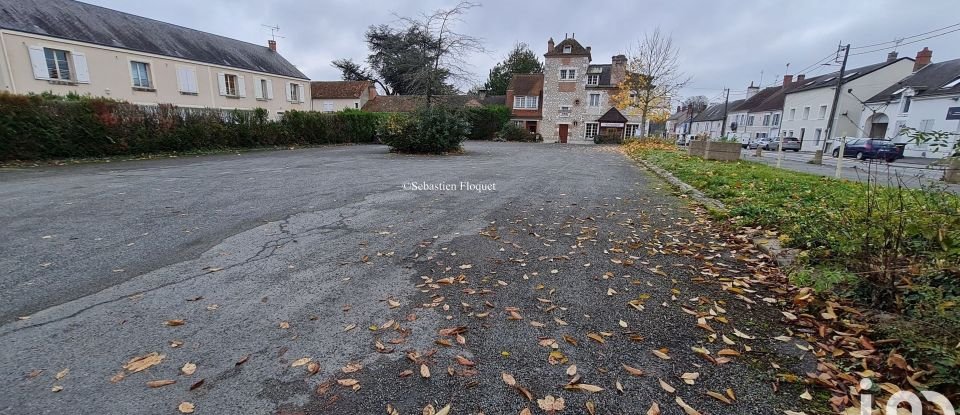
[780,53,915,152]
[727,76,795,143]
[859,50,960,158]
[506,74,544,133]
[311,81,377,112]
[0,0,310,119]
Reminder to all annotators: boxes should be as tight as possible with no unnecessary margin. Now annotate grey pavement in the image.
[738,148,960,193]
[0,143,816,414]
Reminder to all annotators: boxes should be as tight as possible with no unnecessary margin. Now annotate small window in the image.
[290,83,300,102]
[563,45,572,54]
[625,124,639,137]
[588,93,601,107]
[224,74,239,96]
[559,105,571,117]
[942,77,960,89]
[354,103,359,109]
[762,114,771,126]
[772,113,780,126]
[789,108,796,120]
[818,105,827,119]
[747,115,754,126]
[44,48,71,80]
[802,106,810,120]
[585,122,599,138]
[130,61,151,88]
[260,79,269,99]
[587,74,599,85]
[901,96,912,113]
[559,69,577,81]
[323,102,334,113]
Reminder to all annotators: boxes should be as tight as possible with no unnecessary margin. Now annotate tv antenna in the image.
[262,24,285,41]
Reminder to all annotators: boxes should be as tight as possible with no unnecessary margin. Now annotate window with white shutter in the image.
[266,80,274,100]
[177,66,199,95]
[237,75,246,97]
[72,52,89,83]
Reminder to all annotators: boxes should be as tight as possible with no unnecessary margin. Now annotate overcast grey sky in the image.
[87,0,960,104]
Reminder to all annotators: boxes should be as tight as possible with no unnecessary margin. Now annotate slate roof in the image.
[597,107,628,123]
[361,95,482,112]
[585,64,614,87]
[693,100,744,122]
[310,81,371,99]
[786,58,912,95]
[0,0,308,79]
[507,74,544,96]
[545,37,591,58]
[866,57,960,103]
[480,95,506,106]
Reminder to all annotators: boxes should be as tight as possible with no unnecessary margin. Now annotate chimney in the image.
[547,37,555,53]
[746,81,759,99]
[368,84,378,100]
[478,89,487,99]
[886,51,898,63]
[796,74,805,83]
[782,74,793,88]
[586,46,591,54]
[268,39,277,52]
[611,54,628,85]
[913,47,932,72]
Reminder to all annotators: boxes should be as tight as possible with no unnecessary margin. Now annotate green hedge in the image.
[465,105,509,140]
[0,93,386,160]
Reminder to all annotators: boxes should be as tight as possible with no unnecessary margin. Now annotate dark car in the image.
[831,138,898,161]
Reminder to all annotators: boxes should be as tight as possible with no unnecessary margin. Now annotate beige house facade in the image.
[0,0,310,119]
[310,81,377,112]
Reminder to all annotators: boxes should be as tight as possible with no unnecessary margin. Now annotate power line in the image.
[849,22,960,50]
[849,27,960,57]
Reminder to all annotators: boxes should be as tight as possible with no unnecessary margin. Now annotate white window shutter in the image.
[266,79,274,100]
[285,82,292,102]
[72,52,90,83]
[188,68,198,93]
[298,84,305,103]
[237,75,246,97]
[254,78,264,99]
[176,68,187,92]
[28,46,48,79]
[217,73,227,96]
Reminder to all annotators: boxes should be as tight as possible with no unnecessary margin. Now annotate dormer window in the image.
[563,45,572,54]
[587,74,599,85]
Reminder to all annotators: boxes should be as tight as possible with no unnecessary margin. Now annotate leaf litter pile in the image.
[281,190,885,415]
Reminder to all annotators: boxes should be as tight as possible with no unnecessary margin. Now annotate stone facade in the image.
[539,36,642,144]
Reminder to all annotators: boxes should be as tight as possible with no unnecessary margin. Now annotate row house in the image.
[689,99,744,139]
[0,0,310,119]
[859,50,960,158]
[779,53,914,152]
[539,36,643,144]
[726,77,793,142]
[310,81,377,113]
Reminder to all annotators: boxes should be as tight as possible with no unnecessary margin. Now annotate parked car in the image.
[738,136,750,149]
[831,138,899,161]
[676,136,688,146]
[777,137,802,151]
[748,138,769,150]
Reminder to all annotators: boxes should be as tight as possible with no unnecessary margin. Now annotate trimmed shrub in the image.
[593,132,624,144]
[497,122,539,142]
[465,105,509,140]
[380,106,471,154]
[0,92,386,161]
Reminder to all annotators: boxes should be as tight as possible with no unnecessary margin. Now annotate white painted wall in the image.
[859,94,960,158]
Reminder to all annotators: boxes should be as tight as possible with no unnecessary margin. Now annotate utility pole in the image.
[719,88,730,138]
[814,43,850,164]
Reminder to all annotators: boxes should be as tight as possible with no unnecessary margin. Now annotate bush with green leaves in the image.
[497,122,539,142]
[465,105,509,140]
[0,92,386,160]
[380,106,471,154]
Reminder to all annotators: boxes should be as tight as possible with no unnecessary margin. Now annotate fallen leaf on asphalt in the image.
[566,383,604,393]
[342,362,362,373]
[566,365,577,376]
[337,378,359,386]
[189,379,204,390]
[733,329,755,340]
[455,356,475,366]
[783,411,808,415]
[164,319,185,327]
[435,404,451,415]
[110,371,125,383]
[181,363,196,376]
[622,363,645,376]
[502,372,517,386]
[55,368,69,380]
[675,397,702,415]
[652,349,671,360]
[587,333,605,344]
[51,385,63,392]
[279,321,290,329]
[800,390,812,400]
[343,324,357,332]
[178,402,195,413]
[706,390,732,404]
[235,354,250,366]
[306,362,321,375]
[646,402,661,415]
[680,372,699,385]
[147,379,176,388]
[658,378,676,393]
[537,395,565,412]
[420,364,430,378]
[388,299,401,308]
[291,357,312,367]
[123,353,165,373]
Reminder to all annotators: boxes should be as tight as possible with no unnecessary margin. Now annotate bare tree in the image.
[397,2,487,106]
[611,27,690,135]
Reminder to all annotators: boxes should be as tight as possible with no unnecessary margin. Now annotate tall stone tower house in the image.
[540,35,639,143]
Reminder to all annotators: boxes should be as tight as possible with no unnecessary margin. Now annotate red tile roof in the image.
[310,81,371,99]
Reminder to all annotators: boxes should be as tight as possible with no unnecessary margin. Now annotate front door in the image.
[558,124,568,143]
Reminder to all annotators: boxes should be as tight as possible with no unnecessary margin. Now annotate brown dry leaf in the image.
[235,354,250,366]
[181,362,197,376]
[675,397,702,415]
[680,372,699,385]
[622,363,645,376]
[178,402,195,414]
[423,404,436,415]
[800,390,812,400]
[51,385,63,393]
[147,379,176,388]
[566,365,577,376]
[189,379,205,390]
[652,349,671,360]
[337,378,359,386]
[307,362,321,375]
[646,402,661,415]
[586,400,596,415]
[706,390,732,404]
[279,321,290,329]
[435,404,451,415]
[501,372,517,387]
[388,299,401,308]
[420,363,431,378]
[455,356,476,367]
[658,378,676,393]
[110,371,125,383]
[342,362,362,373]
[537,395,566,411]
[291,357,312,367]
[343,324,357,332]
[123,353,165,373]
[519,409,531,415]
[567,383,604,393]
[55,368,69,380]
[587,333,605,344]
[164,319,186,327]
